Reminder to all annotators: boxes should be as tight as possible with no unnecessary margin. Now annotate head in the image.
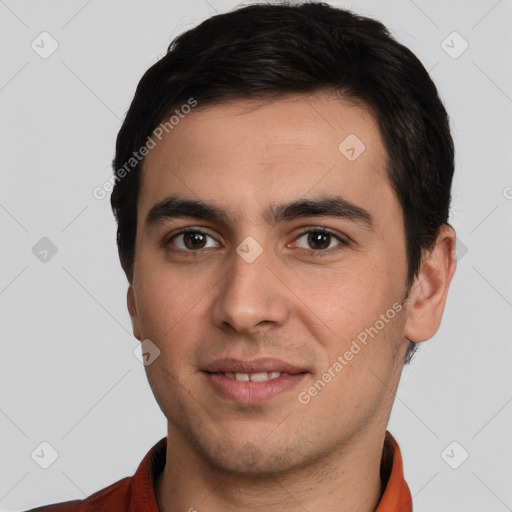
[111,2,456,475]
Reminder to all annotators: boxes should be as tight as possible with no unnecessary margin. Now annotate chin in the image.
[210,447,302,476]
[190,431,315,477]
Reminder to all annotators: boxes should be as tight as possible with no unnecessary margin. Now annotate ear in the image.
[127,285,142,341]
[403,225,457,343]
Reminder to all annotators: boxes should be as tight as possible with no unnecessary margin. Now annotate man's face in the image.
[129,93,411,474]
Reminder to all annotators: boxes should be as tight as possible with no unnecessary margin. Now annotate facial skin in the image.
[127,92,456,512]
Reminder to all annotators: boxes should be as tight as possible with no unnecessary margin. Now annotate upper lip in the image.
[201,357,307,374]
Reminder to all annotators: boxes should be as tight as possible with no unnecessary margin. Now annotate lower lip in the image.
[203,372,307,404]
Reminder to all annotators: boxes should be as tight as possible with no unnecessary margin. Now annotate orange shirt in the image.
[26,431,412,512]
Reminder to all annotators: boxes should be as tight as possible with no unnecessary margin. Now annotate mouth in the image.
[201,358,308,404]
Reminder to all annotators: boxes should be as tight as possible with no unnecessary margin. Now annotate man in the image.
[28,2,457,511]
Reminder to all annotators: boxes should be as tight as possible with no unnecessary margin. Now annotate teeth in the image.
[249,372,270,382]
[226,371,282,382]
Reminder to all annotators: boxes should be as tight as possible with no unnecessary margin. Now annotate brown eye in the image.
[306,232,331,250]
[169,230,219,251]
[294,229,346,253]
[182,232,207,250]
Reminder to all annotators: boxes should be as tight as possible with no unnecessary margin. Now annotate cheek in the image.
[133,267,183,341]
[291,261,405,364]
[132,259,213,366]
[291,264,384,329]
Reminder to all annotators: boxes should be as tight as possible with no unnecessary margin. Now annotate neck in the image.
[155,426,387,512]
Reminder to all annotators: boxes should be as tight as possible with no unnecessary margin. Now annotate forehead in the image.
[138,92,398,226]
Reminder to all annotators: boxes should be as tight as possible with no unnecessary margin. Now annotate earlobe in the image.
[127,286,142,341]
[403,225,457,343]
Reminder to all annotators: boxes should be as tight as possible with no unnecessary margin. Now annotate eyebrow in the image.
[145,194,375,230]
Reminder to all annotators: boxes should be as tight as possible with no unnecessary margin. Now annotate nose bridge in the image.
[212,236,289,333]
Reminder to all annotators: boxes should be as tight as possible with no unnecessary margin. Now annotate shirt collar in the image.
[376,431,413,511]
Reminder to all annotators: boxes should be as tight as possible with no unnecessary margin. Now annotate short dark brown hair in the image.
[111,1,455,364]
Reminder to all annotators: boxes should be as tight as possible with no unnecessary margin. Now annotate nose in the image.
[211,242,290,335]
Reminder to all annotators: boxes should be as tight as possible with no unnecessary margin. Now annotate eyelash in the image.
[166,226,348,259]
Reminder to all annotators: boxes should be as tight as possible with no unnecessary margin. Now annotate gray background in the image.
[0,0,511,511]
